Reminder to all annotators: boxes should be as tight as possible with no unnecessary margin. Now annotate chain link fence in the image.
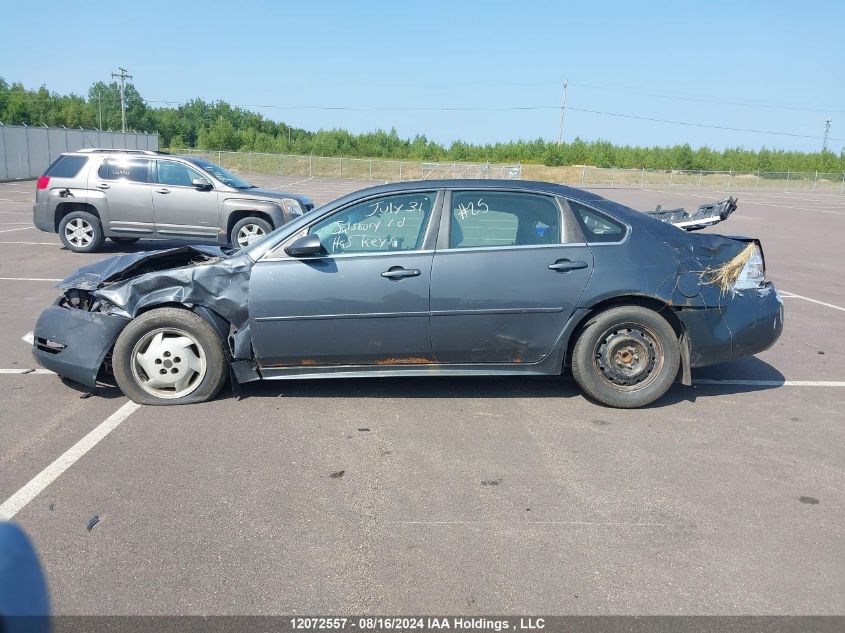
[168,149,845,193]
[555,166,845,192]
[171,149,522,182]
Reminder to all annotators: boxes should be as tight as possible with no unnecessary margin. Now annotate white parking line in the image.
[0,401,141,520]
[0,277,61,282]
[271,176,314,189]
[0,368,54,374]
[779,291,845,313]
[0,241,59,245]
[0,226,34,234]
[693,379,845,387]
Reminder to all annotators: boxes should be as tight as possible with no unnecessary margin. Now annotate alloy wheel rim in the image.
[594,324,664,391]
[65,218,94,248]
[130,328,207,399]
[237,224,266,247]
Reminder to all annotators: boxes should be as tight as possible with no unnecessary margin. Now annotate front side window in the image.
[449,191,561,249]
[155,160,207,187]
[97,158,150,183]
[309,192,436,255]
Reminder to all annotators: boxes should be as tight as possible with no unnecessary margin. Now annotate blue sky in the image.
[1,1,843,152]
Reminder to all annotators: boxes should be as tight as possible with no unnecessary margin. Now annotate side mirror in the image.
[284,234,325,257]
[192,178,212,190]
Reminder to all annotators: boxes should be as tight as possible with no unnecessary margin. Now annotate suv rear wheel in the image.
[231,217,273,249]
[59,211,105,253]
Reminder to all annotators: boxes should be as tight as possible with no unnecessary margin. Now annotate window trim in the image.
[438,189,577,252]
[261,189,444,262]
[153,159,211,189]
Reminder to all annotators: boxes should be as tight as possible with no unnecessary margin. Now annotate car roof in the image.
[341,178,604,200]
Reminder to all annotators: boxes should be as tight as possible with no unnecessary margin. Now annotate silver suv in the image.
[33,149,314,252]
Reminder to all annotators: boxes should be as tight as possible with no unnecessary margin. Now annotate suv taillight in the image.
[36,176,50,190]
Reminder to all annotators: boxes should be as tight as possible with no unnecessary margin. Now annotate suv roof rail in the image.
[76,148,163,156]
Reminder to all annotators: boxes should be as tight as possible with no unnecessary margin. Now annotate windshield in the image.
[184,157,254,189]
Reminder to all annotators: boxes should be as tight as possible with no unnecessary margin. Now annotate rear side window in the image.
[449,191,562,249]
[569,201,626,243]
[97,159,151,183]
[44,155,88,178]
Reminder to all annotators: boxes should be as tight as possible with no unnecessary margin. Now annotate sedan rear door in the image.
[430,189,594,364]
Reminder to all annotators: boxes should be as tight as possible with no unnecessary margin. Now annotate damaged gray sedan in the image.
[32,180,783,408]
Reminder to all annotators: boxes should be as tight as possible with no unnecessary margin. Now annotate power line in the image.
[142,98,843,141]
[1,87,842,143]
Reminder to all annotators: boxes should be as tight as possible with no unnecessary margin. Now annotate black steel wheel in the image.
[571,305,680,408]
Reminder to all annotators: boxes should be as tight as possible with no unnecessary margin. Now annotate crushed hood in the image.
[58,245,230,291]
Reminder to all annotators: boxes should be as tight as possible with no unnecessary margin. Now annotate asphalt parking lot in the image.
[0,175,843,615]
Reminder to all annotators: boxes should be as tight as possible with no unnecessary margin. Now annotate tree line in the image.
[2,77,843,174]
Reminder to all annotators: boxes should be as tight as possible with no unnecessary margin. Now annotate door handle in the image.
[549,259,589,272]
[381,266,421,280]
[96,183,110,190]
[155,188,170,194]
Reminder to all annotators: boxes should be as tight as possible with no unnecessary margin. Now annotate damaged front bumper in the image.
[32,304,129,387]
[678,282,784,368]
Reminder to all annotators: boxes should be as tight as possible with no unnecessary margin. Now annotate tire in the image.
[112,307,228,406]
[230,217,273,249]
[110,237,140,245]
[571,305,680,409]
[58,211,105,253]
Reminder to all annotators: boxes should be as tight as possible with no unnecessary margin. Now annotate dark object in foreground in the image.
[647,196,738,231]
[32,181,783,409]
[0,522,51,628]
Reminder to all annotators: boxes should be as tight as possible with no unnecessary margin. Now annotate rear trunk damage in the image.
[33,246,259,388]
[648,227,784,373]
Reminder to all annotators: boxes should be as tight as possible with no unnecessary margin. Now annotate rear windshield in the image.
[44,155,88,178]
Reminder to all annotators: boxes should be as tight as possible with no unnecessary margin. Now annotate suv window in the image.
[97,158,151,183]
[449,191,561,249]
[569,201,626,243]
[155,160,207,187]
[45,155,88,178]
[309,192,436,255]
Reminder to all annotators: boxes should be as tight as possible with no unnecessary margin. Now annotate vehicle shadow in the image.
[231,356,786,409]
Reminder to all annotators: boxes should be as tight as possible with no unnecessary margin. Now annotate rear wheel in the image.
[230,217,273,249]
[571,305,680,408]
[110,236,140,245]
[59,211,105,253]
[112,308,228,405]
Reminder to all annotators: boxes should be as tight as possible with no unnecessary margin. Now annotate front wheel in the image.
[571,305,680,409]
[230,217,273,249]
[112,308,228,405]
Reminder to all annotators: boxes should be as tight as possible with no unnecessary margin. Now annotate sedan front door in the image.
[249,190,442,367]
[430,190,594,364]
[151,160,219,241]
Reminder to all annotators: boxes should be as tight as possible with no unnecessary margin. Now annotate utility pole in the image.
[97,90,103,129]
[557,81,568,145]
[823,119,831,152]
[111,67,133,133]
